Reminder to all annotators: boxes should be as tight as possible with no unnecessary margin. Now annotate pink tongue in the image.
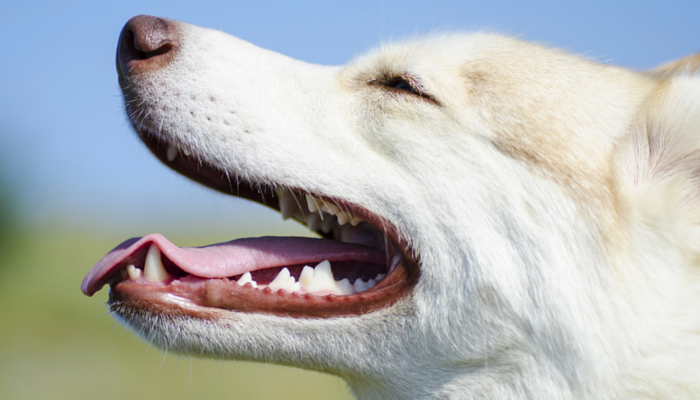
[81,233,385,296]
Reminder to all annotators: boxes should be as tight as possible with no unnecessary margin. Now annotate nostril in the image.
[117,15,177,79]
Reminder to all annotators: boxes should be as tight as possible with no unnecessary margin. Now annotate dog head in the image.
[83,16,700,398]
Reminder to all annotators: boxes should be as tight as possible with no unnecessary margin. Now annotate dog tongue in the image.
[81,233,385,296]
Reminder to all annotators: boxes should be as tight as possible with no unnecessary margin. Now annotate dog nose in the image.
[116,15,178,81]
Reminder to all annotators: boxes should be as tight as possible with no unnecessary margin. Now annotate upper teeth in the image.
[275,190,367,229]
[235,260,385,296]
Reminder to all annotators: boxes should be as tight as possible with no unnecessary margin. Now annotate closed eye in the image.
[371,74,440,105]
[385,76,420,95]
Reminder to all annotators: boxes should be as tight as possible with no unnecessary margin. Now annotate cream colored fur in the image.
[117,20,700,399]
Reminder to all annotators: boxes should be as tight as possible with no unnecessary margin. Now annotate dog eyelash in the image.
[370,75,439,105]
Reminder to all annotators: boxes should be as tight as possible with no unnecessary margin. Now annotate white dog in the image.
[82,15,700,399]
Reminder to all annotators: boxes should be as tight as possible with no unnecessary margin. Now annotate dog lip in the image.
[109,255,415,318]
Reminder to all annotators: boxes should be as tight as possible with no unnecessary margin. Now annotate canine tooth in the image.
[166,144,178,162]
[336,211,350,225]
[237,272,258,288]
[144,244,170,282]
[269,267,300,292]
[320,203,340,215]
[376,273,386,282]
[321,214,336,233]
[306,213,322,231]
[280,193,298,220]
[367,279,377,289]
[306,195,320,213]
[126,264,141,280]
[275,187,287,199]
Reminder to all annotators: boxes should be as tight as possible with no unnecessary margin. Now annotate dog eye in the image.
[385,77,420,95]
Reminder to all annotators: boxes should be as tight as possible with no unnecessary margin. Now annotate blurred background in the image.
[0,0,698,398]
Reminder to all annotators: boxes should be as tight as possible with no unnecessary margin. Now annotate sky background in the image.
[1,0,699,235]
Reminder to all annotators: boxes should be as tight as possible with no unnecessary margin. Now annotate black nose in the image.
[116,15,178,82]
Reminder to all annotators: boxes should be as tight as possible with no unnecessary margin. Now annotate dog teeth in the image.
[279,193,298,220]
[306,195,319,213]
[126,264,141,280]
[268,267,301,293]
[353,278,366,292]
[143,244,171,282]
[166,143,178,162]
[319,202,339,215]
[234,261,385,296]
[236,272,258,288]
[336,211,350,225]
[276,188,369,230]
[298,260,353,295]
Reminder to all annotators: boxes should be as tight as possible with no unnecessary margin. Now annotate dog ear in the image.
[647,53,700,79]
[615,75,700,208]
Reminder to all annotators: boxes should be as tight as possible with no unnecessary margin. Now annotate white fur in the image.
[117,20,700,399]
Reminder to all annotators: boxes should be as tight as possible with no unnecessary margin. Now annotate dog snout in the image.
[116,15,178,82]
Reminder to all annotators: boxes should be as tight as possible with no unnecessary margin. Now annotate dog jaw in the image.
[86,16,700,399]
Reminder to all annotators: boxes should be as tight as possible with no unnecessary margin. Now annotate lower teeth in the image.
[236,259,385,296]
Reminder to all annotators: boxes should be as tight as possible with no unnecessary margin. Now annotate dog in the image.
[82,15,700,399]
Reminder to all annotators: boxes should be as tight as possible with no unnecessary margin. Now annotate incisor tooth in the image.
[237,272,258,288]
[126,264,141,280]
[144,244,170,282]
[166,144,178,162]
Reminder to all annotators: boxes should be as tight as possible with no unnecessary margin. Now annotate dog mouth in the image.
[81,129,418,318]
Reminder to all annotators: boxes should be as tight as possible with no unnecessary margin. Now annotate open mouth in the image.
[81,128,418,318]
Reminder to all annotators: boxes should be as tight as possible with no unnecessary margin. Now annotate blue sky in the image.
[1,0,698,233]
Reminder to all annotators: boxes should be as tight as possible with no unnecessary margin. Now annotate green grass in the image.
[0,224,353,400]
